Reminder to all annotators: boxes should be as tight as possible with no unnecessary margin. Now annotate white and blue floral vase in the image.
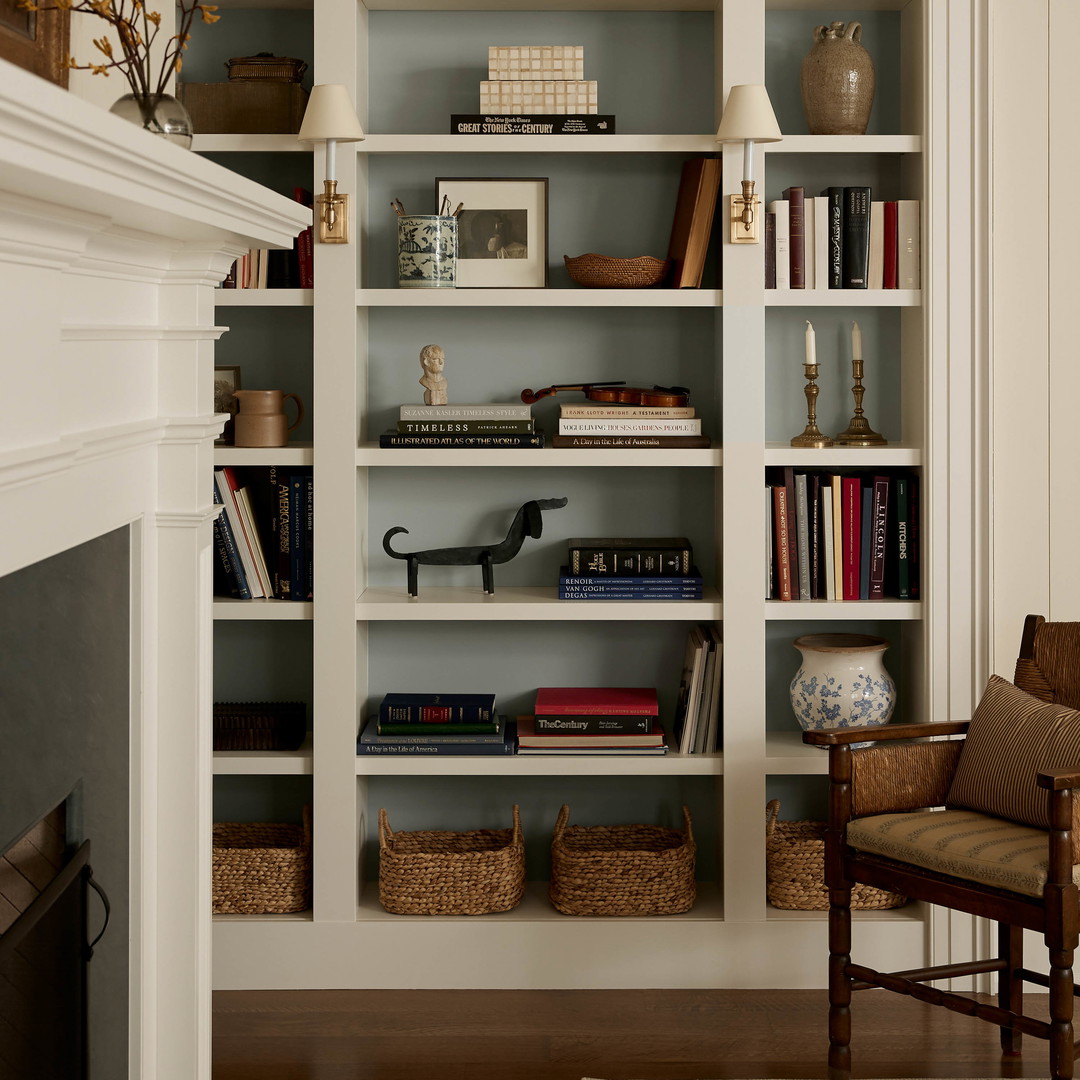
[789,633,895,748]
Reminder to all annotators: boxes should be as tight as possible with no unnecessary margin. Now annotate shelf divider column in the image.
[311,0,363,924]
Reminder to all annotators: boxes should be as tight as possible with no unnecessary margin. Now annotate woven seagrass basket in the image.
[549,803,696,916]
[765,799,905,910]
[564,253,671,288]
[212,806,311,914]
[377,805,525,915]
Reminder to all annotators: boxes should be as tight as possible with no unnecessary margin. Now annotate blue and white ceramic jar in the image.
[398,215,457,288]
[789,633,895,745]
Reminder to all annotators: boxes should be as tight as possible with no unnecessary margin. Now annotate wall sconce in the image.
[714,84,782,244]
[297,84,366,244]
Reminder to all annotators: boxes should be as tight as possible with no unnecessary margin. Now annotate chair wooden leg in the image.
[998,922,1023,1056]
[1048,943,1075,1080]
[827,885,853,1080]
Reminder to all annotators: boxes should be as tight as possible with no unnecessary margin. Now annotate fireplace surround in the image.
[0,58,309,1079]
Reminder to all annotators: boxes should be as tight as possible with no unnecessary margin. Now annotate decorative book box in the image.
[178,81,309,134]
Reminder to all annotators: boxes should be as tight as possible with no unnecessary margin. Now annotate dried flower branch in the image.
[18,0,219,100]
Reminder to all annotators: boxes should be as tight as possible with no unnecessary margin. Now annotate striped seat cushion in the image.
[946,675,1080,852]
[847,808,1080,897]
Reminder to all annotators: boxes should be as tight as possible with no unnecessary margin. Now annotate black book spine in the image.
[842,186,871,288]
[822,187,843,288]
[765,211,776,289]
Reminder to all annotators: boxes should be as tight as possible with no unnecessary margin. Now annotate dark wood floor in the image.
[213,989,1055,1080]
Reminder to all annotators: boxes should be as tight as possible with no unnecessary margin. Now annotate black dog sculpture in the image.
[382,497,568,596]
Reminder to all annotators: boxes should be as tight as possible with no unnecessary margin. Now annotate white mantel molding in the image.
[0,59,310,251]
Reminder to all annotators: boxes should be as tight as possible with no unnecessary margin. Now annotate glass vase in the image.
[109,93,193,149]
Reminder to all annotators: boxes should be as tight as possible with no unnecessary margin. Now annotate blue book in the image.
[357,722,516,756]
[859,484,873,600]
[379,692,496,724]
[560,588,703,600]
[212,476,251,599]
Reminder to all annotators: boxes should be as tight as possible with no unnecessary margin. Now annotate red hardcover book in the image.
[841,476,862,601]
[771,484,793,601]
[293,187,314,289]
[784,186,805,289]
[883,201,898,289]
[868,474,891,599]
[534,687,658,716]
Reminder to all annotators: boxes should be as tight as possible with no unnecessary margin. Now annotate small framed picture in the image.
[436,177,548,288]
[214,365,242,445]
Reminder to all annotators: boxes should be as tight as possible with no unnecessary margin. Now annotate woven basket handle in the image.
[681,804,694,844]
[378,807,394,851]
[553,803,571,842]
[766,799,781,836]
[510,804,523,843]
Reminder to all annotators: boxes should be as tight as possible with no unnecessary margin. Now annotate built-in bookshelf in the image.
[198,0,980,991]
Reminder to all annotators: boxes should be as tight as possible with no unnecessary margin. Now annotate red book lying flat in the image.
[534,686,659,715]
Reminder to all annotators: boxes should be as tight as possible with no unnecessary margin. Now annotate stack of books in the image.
[766,467,920,602]
[673,625,722,754]
[559,536,702,600]
[765,186,920,291]
[213,465,313,601]
[356,693,516,756]
[516,687,667,755]
[379,402,543,449]
[449,45,616,136]
[550,400,710,449]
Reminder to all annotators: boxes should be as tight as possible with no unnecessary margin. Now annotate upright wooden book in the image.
[666,157,722,288]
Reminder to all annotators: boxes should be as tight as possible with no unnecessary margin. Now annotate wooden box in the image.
[178,81,309,134]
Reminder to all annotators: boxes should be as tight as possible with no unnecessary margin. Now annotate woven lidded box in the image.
[226,53,308,82]
[178,81,309,134]
[212,807,311,914]
[213,701,306,752]
[549,803,696,916]
[765,799,905,910]
[377,805,525,916]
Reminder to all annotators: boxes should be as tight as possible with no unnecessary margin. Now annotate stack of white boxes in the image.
[480,46,598,114]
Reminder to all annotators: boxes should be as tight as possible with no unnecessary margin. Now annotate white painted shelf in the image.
[213,598,314,620]
[763,444,921,467]
[215,443,314,467]
[215,290,313,307]
[355,748,723,777]
[764,599,922,620]
[213,737,314,775]
[356,447,722,467]
[766,289,920,307]
[356,288,721,307]
[356,585,722,621]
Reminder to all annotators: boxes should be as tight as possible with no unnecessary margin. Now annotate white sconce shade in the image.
[714,84,783,144]
[298,84,366,143]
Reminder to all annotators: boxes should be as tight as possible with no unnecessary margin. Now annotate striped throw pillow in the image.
[947,675,1080,838]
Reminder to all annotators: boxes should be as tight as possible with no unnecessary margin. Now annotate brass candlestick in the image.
[835,348,886,446]
[791,361,833,448]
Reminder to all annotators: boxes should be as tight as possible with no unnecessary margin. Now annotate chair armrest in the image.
[802,720,970,747]
[1037,768,1080,790]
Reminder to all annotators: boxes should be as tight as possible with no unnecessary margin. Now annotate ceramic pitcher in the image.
[800,21,876,135]
[232,389,304,447]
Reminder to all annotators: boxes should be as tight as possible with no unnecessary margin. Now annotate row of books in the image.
[673,625,722,755]
[381,401,543,448]
[355,687,669,755]
[559,535,701,600]
[221,188,314,290]
[213,466,313,601]
[766,467,919,602]
[766,187,920,291]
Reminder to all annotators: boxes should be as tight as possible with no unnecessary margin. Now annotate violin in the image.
[520,381,691,407]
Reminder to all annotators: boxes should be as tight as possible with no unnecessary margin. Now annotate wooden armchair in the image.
[803,614,1080,1080]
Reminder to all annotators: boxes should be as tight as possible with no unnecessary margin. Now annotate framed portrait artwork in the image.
[214,365,242,445]
[0,0,69,86]
[436,177,548,288]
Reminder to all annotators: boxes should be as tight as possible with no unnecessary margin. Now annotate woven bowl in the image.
[564,253,671,289]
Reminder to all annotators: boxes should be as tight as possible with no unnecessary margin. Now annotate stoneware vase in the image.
[232,389,305,448]
[800,21,876,136]
[789,633,896,747]
[398,215,457,288]
[110,93,194,149]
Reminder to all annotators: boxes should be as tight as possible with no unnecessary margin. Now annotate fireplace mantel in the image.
[0,58,310,1080]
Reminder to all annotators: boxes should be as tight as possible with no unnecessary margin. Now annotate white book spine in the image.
[767,200,790,289]
[897,200,921,288]
[813,196,830,290]
[868,201,885,290]
[557,419,702,435]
